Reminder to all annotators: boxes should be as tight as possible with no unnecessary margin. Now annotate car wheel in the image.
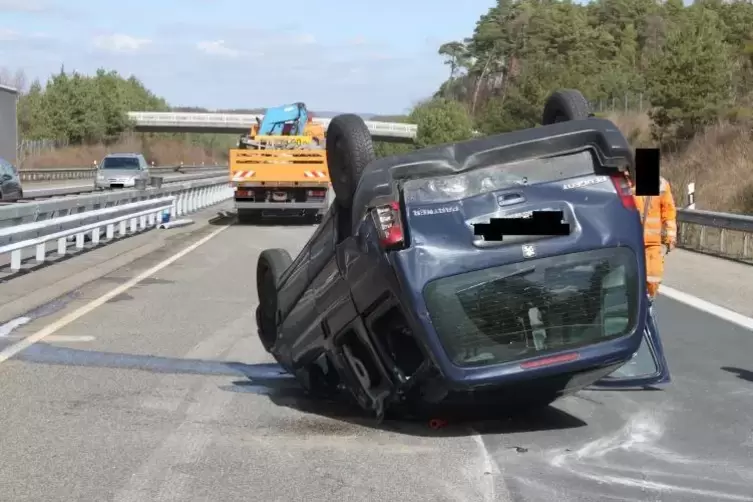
[256,248,293,352]
[541,89,593,125]
[325,114,375,210]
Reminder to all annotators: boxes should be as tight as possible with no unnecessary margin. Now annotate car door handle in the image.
[496,192,526,207]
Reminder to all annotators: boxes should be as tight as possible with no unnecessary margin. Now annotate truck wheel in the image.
[256,248,293,352]
[542,89,593,125]
[326,114,375,210]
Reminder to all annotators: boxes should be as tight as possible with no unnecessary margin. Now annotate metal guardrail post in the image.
[686,182,696,210]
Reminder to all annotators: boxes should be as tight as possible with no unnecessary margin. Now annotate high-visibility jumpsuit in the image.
[633,176,677,298]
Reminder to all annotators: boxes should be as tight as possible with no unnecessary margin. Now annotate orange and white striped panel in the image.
[303,170,327,178]
[232,170,256,181]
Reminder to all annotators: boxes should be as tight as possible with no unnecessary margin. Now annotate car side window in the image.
[0,159,11,176]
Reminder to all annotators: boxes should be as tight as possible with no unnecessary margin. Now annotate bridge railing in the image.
[126,112,418,136]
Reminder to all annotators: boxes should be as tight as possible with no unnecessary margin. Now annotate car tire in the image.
[541,89,593,125]
[256,248,293,352]
[325,114,376,210]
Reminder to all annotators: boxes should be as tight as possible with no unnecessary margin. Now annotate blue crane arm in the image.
[258,103,309,135]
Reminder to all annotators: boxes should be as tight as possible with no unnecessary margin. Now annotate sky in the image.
[0,0,498,114]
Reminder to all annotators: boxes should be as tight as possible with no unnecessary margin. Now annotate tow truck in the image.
[230,102,331,223]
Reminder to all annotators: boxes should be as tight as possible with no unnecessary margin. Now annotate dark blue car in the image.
[255,90,670,418]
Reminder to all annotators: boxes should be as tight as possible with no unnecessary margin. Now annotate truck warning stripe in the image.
[232,171,256,180]
[303,170,327,178]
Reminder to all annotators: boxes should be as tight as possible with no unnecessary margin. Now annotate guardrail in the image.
[17,164,227,182]
[674,181,753,262]
[677,208,753,262]
[0,175,231,229]
[0,177,232,273]
[21,169,227,200]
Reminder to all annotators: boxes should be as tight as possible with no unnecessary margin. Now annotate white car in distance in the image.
[95,153,150,190]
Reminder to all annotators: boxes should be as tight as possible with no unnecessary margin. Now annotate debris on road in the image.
[158,219,194,229]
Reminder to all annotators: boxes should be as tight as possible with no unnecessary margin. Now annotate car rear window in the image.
[102,157,140,169]
[423,247,639,367]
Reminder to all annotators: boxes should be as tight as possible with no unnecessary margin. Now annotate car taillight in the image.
[610,173,636,210]
[307,189,326,197]
[374,201,404,249]
[520,352,579,369]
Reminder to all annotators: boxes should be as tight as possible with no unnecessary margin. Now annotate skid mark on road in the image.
[547,410,753,501]
[0,317,30,337]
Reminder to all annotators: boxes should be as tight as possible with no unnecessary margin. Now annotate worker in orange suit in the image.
[631,175,677,301]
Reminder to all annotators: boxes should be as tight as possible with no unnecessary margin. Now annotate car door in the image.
[274,215,337,367]
[309,206,351,321]
[10,161,22,199]
[0,159,21,200]
[593,304,671,387]
[138,156,149,181]
[0,160,9,198]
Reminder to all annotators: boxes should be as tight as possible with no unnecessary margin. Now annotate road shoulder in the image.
[663,248,753,317]
[0,202,233,326]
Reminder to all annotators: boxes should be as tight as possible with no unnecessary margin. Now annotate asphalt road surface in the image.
[0,217,751,501]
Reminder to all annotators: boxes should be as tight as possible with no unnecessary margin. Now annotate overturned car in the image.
[255,89,671,419]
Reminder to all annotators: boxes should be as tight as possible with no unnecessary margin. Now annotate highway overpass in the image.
[127,111,417,143]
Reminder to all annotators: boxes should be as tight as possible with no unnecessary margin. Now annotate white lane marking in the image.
[39,335,96,343]
[660,285,753,331]
[0,225,228,365]
[470,430,507,502]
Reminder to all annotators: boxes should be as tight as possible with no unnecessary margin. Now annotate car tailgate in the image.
[401,151,622,250]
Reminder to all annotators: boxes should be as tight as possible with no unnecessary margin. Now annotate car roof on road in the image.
[104,153,142,158]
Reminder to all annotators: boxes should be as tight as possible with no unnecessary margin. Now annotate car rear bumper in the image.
[95,180,136,189]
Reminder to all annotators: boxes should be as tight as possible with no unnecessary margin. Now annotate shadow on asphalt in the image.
[721,366,753,383]
[8,344,587,437]
[258,385,587,438]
